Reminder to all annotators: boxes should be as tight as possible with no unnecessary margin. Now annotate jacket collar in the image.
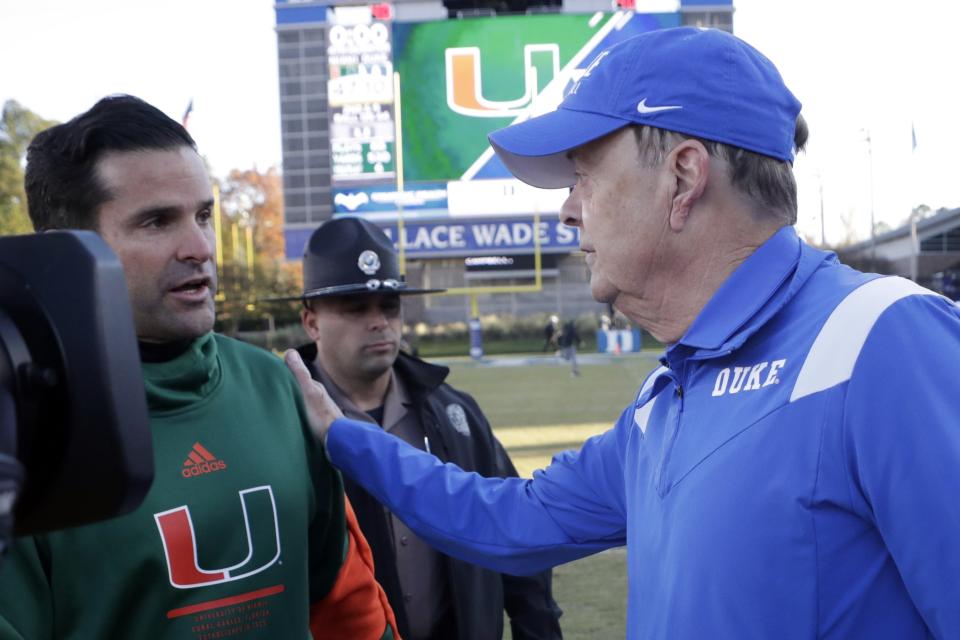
[393,351,449,395]
[669,226,833,360]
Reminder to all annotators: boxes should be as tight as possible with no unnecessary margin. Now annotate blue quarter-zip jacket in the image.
[326,227,960,639]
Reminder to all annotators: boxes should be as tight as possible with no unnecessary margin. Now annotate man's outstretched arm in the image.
[285,350,628,576]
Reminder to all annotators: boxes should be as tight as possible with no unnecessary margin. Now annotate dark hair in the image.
[24,94,197,231]
[634,114,809,226]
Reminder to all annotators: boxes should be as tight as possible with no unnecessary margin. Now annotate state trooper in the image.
[283,217,563,640]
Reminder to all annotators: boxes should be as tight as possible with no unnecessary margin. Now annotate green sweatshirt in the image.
[0,334,346,639]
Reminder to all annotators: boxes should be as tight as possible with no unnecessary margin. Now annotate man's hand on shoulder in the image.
[285,349,343,444]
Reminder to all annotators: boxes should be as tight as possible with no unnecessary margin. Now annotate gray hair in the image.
[633,115,809,225]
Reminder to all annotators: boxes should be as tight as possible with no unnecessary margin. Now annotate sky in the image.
[3,0,958,246]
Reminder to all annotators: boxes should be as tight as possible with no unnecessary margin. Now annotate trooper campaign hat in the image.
[279,217,445,301]
[487,27,802,189]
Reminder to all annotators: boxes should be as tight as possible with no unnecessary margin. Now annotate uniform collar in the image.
[671,226,827,357]
[298,344,412,432]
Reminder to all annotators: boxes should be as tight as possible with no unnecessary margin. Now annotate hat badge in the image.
[358,250,381,275]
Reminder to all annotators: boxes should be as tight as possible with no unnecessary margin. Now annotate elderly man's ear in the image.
[668,139,710,232]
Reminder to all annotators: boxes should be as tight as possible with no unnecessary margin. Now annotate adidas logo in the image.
[182,442,227,478]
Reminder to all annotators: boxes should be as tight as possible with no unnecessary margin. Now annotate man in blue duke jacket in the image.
[287,28,960,639]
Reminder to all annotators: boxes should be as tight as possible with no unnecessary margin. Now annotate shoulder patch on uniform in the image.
[790,276,944,402]
[446,403,471,436]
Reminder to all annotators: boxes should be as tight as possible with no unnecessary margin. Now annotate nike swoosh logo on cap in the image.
[636,99,683,114]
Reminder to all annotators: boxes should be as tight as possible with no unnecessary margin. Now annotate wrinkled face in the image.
[302,294,402,383]
[561,127,673,305]
[95,147,217,343]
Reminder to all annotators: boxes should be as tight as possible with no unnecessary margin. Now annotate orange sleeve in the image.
[310,496,400,639]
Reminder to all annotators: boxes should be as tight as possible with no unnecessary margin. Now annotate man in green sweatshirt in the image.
[0,95,397,640]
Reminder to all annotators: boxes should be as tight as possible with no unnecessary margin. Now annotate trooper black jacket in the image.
[298,343,563,640]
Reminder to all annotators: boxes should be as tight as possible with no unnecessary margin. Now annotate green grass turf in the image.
[438,352,662,639]
[445,352,660,429]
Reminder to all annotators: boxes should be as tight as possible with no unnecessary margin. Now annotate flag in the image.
[181,99,194,129]
[911,122,917,152]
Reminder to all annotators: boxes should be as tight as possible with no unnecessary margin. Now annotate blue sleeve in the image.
[843,295,960,637]
[325,409,632,575]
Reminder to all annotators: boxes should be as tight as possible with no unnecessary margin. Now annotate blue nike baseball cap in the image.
[488,27,802,189]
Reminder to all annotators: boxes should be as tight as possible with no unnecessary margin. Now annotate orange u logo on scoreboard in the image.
[445,45,560,118]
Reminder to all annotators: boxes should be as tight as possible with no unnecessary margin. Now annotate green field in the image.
[440,352,662,639]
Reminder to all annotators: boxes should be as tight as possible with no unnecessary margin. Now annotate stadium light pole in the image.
[393,71,406,277]
[212,184,225,303]
[812,171,826,247]
[862,129,876,271]
[820,180,826,248]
